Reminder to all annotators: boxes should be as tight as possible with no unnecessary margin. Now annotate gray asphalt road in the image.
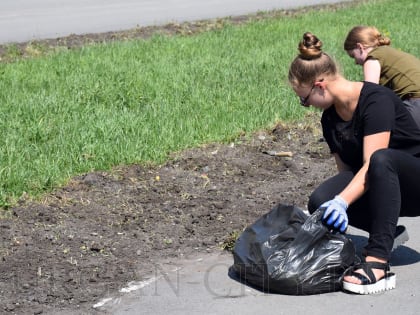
[1,0,352,44]
[95,217,420,315]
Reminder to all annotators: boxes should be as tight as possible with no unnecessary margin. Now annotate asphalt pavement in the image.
[1,0,353,44]
[97,217,420,315]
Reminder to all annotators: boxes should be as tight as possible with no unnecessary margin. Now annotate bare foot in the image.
[343,256,386,284]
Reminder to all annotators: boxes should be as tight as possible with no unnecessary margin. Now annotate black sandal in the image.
[341,261,396,294]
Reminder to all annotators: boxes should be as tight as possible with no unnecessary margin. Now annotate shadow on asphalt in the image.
[347,234,420,266]
[227,266,272,294]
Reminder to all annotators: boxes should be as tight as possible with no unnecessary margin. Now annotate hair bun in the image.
[298,32,323,60]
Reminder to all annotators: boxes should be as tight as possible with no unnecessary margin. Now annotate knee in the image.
[370,148,390,164]
[369,149,393,177]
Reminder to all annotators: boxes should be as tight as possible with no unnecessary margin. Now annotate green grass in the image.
[0,0,418,207]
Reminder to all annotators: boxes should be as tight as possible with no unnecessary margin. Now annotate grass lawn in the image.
[0,0,418,207]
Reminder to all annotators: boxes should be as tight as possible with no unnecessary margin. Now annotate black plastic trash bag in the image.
[230,203,357,295]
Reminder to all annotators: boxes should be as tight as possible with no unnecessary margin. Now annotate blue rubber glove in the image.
[320,195,349,233]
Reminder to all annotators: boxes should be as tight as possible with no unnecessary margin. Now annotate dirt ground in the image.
[0,4,357,314]
[0,120,336,314]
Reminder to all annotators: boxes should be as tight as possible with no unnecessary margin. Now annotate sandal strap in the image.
[345,261,390,284]
[361,261,390,272]
[360,264,376,283]
[346,269,371,285]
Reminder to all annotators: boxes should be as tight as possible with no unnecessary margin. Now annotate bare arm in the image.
[337,131,390,205]
[363,59,381,84]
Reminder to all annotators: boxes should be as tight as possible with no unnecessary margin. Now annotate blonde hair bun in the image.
[298,32,323,60]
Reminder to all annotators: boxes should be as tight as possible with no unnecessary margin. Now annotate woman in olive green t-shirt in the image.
[344,25,420,127]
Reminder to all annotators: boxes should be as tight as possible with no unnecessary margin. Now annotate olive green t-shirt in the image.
[367,46,420,99]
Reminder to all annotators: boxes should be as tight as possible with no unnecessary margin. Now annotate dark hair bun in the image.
[298,32,323,60]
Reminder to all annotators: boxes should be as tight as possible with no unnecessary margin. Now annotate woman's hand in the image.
[320,195,349,233]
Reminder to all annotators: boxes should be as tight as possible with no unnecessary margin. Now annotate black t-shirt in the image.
[321,81,420,171]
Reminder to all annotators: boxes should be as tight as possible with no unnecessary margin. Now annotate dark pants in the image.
[308,148,420,260]
[404,98,420,129]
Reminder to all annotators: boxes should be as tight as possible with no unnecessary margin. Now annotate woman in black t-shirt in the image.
[288,32,420,295]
